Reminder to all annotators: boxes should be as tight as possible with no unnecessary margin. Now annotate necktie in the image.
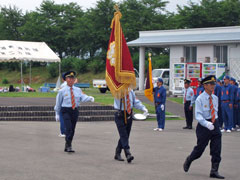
[209,96,215,123]
[126,94,131,114]
[70,87,76,109]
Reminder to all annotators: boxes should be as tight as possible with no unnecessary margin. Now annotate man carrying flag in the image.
[105,6,148,163]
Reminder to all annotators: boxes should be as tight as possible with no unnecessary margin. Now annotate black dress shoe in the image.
[124,149,134,163]
[114,154,124,161]
[126,154,134,163]
[183,156,192,172]
[188,127,192,129]
[183,126,189,129]
[210,172,225,179]
[65,147,75,153]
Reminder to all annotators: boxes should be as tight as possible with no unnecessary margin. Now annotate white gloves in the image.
[161,104,164,111]
[55,113,60,122]
[143,107,149,117]
[206,121,214,130]
[89,96,95,102]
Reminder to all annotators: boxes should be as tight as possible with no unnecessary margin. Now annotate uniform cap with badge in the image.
[157,78,163,83]
[184,79,191,84]
[230,77,236,82]
[63,71,76,80]
[224,75,230,80]
[201,75,216,85]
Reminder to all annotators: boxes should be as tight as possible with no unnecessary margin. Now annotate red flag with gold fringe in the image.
[105,9,136,99]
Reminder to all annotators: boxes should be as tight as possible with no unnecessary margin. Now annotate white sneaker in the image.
[237,129,240,132]
[58,134,66,137]
[153,128,159,131]
[232,128,235,131]
[220,129,225,133]
[158,128,163,131]
[226,130,231,133]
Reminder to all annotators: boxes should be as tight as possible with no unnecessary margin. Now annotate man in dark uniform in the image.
[183,75,224,179]
[214,79,223,129]
[114,89,148,163]
[230,77,238,130]
[195,78,204,100]
[153,78,166,131]
[221,75,233,132]
[183,79,195,129]
[55,71,94,153]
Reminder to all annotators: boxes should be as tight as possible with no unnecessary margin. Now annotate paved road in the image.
[0,120,239,180]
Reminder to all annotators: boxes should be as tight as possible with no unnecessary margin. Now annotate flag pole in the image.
[148,53,157,112]
[123,96,127,124]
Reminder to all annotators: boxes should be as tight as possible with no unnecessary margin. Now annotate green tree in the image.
[19,0,84,58]
[0,6,25,40]
[174,0,240,28]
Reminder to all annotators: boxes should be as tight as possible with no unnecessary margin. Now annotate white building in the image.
[128,26,240,91]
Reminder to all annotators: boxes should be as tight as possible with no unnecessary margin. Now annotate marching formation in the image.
[183,75,240,132]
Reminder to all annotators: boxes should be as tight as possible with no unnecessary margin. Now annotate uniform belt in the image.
[184,101,191,103]
[118,110,132,115]
[206,118,218,122]
[222,100,230,103]
[61,107,78,110]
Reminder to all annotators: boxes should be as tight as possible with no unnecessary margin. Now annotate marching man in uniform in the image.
[55,71,94,153]
[183,75,224,179]
[183,79,195,129]
[114,89,148,163]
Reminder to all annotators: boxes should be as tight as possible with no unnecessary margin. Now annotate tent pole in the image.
[29,62,31,85]
[59,62,61,78]
[21,60,23,91]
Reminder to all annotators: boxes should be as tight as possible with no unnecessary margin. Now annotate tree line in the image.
[0,0,240,77]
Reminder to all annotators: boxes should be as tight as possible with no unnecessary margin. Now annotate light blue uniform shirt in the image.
[114,90,146,111]
[183,87,195,106]
[195,91,218,128]
[55,85,92,115]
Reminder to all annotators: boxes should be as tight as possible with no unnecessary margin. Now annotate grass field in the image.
[167,97,183,104]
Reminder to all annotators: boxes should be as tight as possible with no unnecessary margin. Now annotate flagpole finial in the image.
[114,4,120,12]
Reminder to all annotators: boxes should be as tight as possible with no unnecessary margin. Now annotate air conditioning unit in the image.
[213,57,217,63]
[204,57,210,63]
[180,57,185,63]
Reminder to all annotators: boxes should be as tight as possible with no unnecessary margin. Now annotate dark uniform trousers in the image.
[184,101,193,128]
[114,111,133,150]
[189,119,222,164]
[61,107,79,145]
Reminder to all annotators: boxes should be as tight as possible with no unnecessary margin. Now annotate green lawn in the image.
[167,97,183,104]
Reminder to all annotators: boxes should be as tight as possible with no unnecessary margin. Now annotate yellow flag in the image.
[144,54,154,102]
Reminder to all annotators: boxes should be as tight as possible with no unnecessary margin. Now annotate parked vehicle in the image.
[152,68,170,88]
[93,68,139,93]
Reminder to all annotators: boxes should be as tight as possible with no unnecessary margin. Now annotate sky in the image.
[0,0,200,12]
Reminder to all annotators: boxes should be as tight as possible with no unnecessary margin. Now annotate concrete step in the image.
[0,115,115,122]
[0,105,115,122]
[0,110,116,117]
[0,105,114,112]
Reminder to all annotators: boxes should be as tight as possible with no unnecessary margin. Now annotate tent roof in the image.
[0,40,60,62]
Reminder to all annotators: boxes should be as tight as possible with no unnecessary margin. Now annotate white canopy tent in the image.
[0,40,60,88]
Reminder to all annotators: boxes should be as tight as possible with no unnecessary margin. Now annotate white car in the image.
[152,68,170,88]
[93,68,139,93]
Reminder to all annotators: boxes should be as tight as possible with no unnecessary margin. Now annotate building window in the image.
[184,46,197,63]
[214,45,228,65]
